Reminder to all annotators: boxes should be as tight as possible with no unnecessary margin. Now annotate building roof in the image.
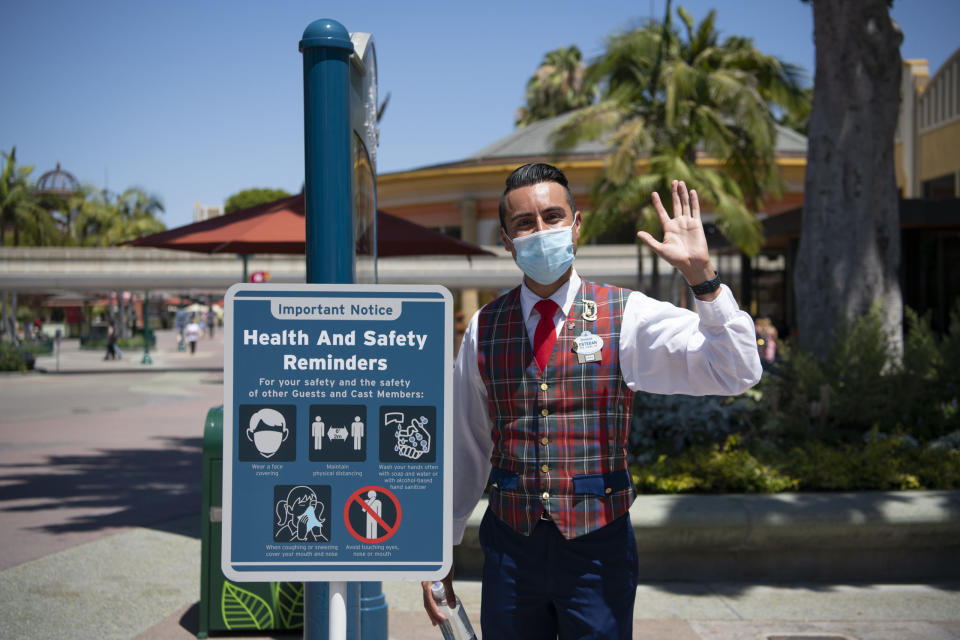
[463,109,807,163]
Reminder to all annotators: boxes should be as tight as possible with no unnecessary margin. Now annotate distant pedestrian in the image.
[104,325,119,360]
[185,316,202,355]
[207,309,216,338]
[754,317,778,363]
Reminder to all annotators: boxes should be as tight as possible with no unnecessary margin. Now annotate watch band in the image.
[690,272,721,296]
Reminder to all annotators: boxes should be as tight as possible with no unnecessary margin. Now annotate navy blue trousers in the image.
[478,508,639,640]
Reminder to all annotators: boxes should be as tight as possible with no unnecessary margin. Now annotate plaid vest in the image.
[477,280,636,539]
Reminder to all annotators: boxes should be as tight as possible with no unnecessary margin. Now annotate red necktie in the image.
[533,299,560,371]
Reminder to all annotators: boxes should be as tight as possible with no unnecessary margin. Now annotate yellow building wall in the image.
[379,157,806,225]
[917,120,960,183]
[894,141,906,192]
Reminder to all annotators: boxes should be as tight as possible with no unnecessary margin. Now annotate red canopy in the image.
[127,194,491,257]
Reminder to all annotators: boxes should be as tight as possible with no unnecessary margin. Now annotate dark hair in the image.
[498,163,577,229]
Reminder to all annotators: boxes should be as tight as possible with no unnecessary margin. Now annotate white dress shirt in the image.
[451,269,762,543]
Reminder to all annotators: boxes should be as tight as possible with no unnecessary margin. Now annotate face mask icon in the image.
[247,408,288,458]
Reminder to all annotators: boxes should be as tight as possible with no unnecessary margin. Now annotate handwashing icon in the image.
[384,412,431,460]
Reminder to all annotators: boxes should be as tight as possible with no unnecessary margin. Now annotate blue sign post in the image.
[223,17,435,640]
[223,286,453,629]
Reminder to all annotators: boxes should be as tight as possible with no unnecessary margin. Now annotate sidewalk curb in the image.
[455,491,960,582]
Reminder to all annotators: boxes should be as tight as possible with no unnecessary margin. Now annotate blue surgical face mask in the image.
[511,224,576,285]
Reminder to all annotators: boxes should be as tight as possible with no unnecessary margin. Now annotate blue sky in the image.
[2,0,958,229]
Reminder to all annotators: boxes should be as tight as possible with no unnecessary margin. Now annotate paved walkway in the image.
[1,329,958,639]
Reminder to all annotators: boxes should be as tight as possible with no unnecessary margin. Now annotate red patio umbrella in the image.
[127,193,492,257]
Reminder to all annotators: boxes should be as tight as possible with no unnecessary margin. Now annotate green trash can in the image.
[199,406,304,638]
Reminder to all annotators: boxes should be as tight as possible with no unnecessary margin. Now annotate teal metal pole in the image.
[300,18,357,640]
[301,19,354,285]
[141,290,153,365]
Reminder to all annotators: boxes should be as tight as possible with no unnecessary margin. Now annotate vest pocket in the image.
[488,467,519,491]
[572,469,633,496]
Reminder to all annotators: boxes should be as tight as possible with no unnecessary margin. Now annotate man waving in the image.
[424,163,761,639]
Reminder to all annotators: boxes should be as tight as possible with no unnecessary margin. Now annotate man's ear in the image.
[571,211,582,253]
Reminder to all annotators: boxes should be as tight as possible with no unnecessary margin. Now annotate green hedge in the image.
[631,433,960,494]
[629,301,960,493]
[18,339,53,356]
[0,342,33,371]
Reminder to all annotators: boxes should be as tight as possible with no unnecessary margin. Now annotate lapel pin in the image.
[582,299,597,322]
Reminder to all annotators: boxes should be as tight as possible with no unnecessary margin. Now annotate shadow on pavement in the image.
[0,435,203,537]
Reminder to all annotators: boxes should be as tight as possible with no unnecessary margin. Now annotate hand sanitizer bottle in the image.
[431,581,477,640]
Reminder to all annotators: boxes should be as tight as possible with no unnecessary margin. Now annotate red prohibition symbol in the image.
[344,485,402,544]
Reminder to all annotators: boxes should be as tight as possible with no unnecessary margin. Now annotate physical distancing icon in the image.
[309,404,366,462]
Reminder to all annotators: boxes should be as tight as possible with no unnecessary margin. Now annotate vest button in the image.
[541,409,549,416]
[540,383,548,391]
[540,464,549,473]
[540,437,549,445]
[541,491,549,500]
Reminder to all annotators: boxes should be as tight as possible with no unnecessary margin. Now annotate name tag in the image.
[573,331,603,364]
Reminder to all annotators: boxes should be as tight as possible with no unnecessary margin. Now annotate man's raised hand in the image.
[637,180,717,295]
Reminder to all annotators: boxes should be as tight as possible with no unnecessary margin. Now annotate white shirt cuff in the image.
[693,284,742,326]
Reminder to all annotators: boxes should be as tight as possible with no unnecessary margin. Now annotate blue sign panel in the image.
[223,284,453,581]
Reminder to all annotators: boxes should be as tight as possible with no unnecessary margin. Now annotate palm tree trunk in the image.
[794,0,903,359]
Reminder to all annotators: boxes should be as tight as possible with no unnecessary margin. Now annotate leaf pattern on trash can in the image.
[274,581,304,629]
[221,581,274,630]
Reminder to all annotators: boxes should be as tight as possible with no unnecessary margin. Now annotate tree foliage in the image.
[515,45,595,128]
[71,185,166,247]
[1,147,55,247]
[1,147,167,247]
[551,4,808,255]
[224,188,291,213]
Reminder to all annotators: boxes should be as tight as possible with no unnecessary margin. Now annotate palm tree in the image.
[0,147,55,246]
[552,4,808,256]
[515,45,595,128]
[72,185,165,247]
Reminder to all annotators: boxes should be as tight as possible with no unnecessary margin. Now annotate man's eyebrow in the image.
[508,206,567,221]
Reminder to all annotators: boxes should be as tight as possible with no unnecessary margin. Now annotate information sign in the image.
[223,284,452,581]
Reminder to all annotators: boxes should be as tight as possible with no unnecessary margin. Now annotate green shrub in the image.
[632,435,800,494]
[629,299,960,493]
[19,339,53,356]
[0,342,28,372]
[630,432,960,494]
[783,432,960,491]
[758,302,960,445]
[629,391,759,465]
